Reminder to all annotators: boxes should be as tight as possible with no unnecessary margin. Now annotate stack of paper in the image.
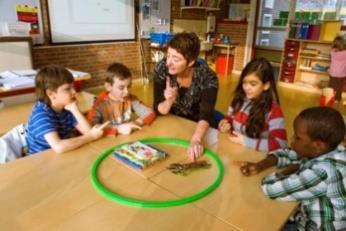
[0,70,36,90]
[67,69,89,80]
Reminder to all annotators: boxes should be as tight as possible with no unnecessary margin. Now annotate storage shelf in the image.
[287,38,332,45]
[299,55,330,61]
[298,68,329,75]
[180,6,220,11]
[180,6,220,16]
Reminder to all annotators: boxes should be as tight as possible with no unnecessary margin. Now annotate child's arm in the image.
[218,106,234,133]
[240,148,300,176]
[131,96,156,125]
[44,122,108,154]
[242,104,287,151]
[64,101,91,134]
[240,154,278,176]
[44,122,109,154]
[261,166,328,201]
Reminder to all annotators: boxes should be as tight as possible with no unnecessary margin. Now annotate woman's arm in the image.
[188,78,218,161]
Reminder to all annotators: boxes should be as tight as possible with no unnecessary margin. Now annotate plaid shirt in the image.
[262,145,346,231]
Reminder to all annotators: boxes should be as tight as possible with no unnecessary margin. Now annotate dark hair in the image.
[297,106,345,150]
[332,35,346,51]
[35,65,74,105]
[232,58,280,138]
[168,32,200,63]
[105,62,132,85]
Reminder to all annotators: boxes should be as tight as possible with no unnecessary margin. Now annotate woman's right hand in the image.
[218,119,231,133]
[164,77,178,102]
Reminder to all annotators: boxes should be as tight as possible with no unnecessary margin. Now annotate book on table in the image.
[113,141,168,170]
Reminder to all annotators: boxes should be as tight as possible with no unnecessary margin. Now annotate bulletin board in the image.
[139,0,171,38]
[0,37,33,72]
[47,0,135,44]
[0,0,44,44]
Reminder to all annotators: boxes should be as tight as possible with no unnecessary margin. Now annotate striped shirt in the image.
[262,146,346,231]
[26,101,77,154]
[87,92,156,135]
[224,99,287,151]
[329,49,346,78]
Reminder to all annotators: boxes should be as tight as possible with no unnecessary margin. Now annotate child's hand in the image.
[164,77,178,102]
[117,122,142,135]
[240,162,263,176]
[89,121,110,139]
[64,100,79,112]
[187,140,204,162]
[228,131,244,145]
[218,119,231,133]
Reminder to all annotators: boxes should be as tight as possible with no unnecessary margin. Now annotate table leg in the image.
[225,47,230,77]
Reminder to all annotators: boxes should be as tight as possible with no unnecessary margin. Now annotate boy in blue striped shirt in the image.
[240,106,346,231]
[26,65,108,154]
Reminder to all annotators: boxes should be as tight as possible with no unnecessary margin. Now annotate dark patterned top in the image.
[153,58,218,124]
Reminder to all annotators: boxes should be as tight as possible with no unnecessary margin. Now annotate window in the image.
[262,14,273,27]
[260,39,270,46]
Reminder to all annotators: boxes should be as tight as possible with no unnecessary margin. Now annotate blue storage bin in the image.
[150,32,174,46]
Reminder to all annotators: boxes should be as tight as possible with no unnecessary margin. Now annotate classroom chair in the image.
[0,123,27,163]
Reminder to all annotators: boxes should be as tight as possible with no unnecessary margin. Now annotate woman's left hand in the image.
[187,140,204,162]
[228,131,244,145]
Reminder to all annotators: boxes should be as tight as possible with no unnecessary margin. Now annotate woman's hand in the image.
[218,119,231,133]
[228,131,244,145]
[117,122,142,135]
[187,140,204,162]
[164,77,178,102]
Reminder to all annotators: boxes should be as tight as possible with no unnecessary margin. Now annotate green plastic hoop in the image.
[90,137,224,208]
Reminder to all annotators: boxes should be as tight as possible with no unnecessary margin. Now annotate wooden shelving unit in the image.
[279,38,332,92]
[180,0,220,15]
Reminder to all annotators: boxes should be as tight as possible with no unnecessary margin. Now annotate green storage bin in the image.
[279,11,289,19]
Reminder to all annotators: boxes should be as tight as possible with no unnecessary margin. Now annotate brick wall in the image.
[171,0,247,72]
[216,22,248,71]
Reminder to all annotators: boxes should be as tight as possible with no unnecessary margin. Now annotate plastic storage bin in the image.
[150,32,174,46]
[216,54,234,76]
[319,20,342,41]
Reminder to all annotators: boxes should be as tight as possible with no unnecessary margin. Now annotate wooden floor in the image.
[103,75,346,143]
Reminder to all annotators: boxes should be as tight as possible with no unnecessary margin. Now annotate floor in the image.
[89,74,346,143]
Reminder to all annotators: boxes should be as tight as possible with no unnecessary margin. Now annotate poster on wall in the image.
[0,0,44,44]
[16,4,40,36]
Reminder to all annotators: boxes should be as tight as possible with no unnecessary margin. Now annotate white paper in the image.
[0,76,34,90]
[12,69,37,76]
[0,71,19,79]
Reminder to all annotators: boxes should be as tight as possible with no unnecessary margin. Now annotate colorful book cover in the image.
[113,141,168,170]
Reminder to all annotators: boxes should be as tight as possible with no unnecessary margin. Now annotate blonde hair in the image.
[332,35,346,51]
